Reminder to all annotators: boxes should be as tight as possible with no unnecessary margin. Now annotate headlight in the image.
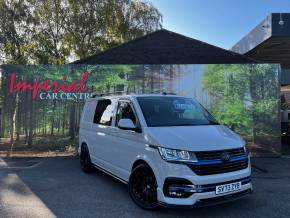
[158,147,197,163]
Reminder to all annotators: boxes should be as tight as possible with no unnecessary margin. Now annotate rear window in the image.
[82,101,97,122]
[93,99,114,126]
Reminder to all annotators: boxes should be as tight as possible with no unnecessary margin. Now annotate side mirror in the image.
[118,119,141,132]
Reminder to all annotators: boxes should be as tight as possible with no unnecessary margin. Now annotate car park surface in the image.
[0,156,289,218]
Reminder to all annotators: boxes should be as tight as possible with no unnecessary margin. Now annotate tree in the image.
[0,0,162,149]
[202,64,280,146]
[0,0,162,64]
[0,0,35,64]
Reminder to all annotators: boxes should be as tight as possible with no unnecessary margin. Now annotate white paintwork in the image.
[146,125,244,151]
[118,118,136,129]
[79,94,252,206]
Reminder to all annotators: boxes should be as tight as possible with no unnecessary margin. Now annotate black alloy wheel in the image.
[80,145,94,173]
[129,164,158,210]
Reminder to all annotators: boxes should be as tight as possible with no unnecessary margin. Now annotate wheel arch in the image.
[130,156,161,186]
[131,159,149,171]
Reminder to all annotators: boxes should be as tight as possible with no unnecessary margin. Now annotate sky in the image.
[149,0,290,49]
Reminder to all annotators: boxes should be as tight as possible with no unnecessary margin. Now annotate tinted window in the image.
[82,101,96,122]
[93,99,114,126]
[115,101,137,126]
[137,96,219,127]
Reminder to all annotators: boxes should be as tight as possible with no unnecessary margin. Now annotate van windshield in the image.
[137,96,219,127]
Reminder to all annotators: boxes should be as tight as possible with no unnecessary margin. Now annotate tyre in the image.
[80,144,94,173]
[129,163,158,210]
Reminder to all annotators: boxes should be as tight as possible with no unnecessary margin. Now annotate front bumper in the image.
[157,175,252,206]
[159,188,252,208]
[154,155,252,206]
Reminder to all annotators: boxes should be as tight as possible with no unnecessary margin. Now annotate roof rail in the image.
[161,92,177,95]
[90,92,126,98]
[90,92,177,98]
[148,91,177,95]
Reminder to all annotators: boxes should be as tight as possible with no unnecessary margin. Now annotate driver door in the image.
[110,100,144,181]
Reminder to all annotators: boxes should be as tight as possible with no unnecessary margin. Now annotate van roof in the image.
[86,93,186,101]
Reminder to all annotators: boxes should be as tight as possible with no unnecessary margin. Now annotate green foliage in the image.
[0,0,162,64]
[203,64,280,141]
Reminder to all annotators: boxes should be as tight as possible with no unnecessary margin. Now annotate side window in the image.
[115,101,137,126]
[82,101,96,122]
[93,99,114,126]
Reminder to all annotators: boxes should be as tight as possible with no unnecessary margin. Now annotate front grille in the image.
[195,147,245,161]
[187,148,248,176]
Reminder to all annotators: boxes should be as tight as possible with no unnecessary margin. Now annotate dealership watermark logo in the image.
[9,71,93,100]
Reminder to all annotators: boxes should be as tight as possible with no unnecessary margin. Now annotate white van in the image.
[79,94,252,209]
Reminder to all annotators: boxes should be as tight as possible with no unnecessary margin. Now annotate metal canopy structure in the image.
[232,13,290,68]
[73,29,255,64]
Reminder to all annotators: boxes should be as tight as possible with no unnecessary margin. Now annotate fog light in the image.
[163,178,194,198]
[169,191,184,197]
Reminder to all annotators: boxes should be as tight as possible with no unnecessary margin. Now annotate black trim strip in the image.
[92,163,128,184]
[147,144,159,149]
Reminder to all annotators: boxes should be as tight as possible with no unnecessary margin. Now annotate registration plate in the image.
[215,181,242,195]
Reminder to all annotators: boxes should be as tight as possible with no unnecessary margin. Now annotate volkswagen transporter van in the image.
[79,94,252,209]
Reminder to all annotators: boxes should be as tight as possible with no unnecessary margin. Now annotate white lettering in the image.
[39,93,46,99]
[38,92,93,100]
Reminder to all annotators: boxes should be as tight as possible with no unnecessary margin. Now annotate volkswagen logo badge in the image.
[221,152,231,162]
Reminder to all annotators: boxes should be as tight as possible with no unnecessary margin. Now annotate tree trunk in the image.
[69,102,76,139]
[50,100,56,136]
[62,102,66,136]
[24,90,29,143]
[249,65,259,140]
[10,94,18,143]
[16,95,21,141]
[1,73,7,138]
[28,91,34,147]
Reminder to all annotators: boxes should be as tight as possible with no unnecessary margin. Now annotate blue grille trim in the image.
[186,155,248,166]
